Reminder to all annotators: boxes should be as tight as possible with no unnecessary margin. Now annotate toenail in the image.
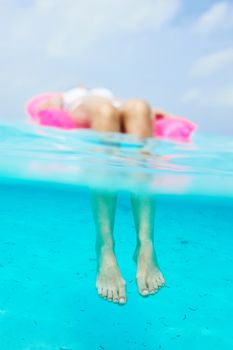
[142,290,149,295]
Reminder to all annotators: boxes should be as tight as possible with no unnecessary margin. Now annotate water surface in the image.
[0,124,232,350]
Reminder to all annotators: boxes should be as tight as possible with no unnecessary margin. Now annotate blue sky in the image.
[0,0,233,135]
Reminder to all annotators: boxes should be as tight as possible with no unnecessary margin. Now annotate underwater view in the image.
[1,0,233,348]
[0,124,233,349]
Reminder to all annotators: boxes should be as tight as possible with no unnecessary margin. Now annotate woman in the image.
[36,86,165,305]
[37,86,155,138]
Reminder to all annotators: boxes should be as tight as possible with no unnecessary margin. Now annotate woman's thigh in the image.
[120,99,153,137]
[73,97,122,132]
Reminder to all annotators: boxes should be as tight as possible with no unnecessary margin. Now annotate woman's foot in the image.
[134,241,165,296]
[96,247,126,304]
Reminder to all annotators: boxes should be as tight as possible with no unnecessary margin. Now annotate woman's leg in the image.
[69,96,122,129]
[92,192,126,304]
[90,101,121,132]
[131,194,165,296]
[121,99,153,138]
[121,99,165,296]
[90,102,126,304]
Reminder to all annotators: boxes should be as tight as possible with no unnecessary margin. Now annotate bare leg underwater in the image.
[92,191,126,304]
[131,194,165,296]
[90,98,165,304]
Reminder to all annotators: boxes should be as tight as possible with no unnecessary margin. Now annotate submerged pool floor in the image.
[0,182,232,350]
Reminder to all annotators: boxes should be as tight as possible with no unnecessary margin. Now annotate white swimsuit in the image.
[63,87,122,111]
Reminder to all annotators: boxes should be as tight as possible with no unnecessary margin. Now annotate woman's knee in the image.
[92,102,121,131]
[122,99,153,137]
[96,102,118,117]
[123,99,151,116]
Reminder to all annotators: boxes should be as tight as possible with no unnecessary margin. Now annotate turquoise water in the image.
[0,124,233,349]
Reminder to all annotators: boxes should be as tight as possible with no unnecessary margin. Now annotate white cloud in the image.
[181,88,201,103]
[0,0,181,58]
[191,48,233,77]
[214,86,233,107]
[182,85,233,107]
[46,0,180,57]
[194,1,233,33]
